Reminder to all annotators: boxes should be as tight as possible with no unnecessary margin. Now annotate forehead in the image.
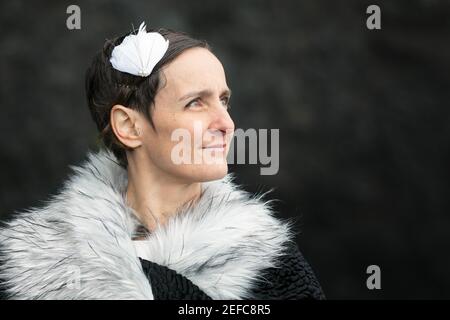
[159,47,227,97]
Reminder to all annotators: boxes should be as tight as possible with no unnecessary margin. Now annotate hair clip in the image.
[110,21,169,77]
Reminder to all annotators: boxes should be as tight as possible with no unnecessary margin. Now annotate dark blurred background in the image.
[1,0,449,299]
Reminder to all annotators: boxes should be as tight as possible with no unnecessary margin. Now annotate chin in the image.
[202,164,229,181]
[181,163,229,183]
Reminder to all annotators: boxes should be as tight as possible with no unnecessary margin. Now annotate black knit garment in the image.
[140,243,325,300]
[140,258,212,300]
[248,243,326,300]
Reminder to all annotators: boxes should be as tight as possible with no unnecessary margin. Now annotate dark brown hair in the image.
[85,27,210,168]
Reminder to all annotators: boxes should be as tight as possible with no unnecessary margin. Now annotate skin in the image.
[110,47,235,232]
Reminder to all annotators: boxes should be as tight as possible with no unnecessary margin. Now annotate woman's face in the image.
[138,47,235,183]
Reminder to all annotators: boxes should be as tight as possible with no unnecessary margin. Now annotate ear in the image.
[110,105,143,149]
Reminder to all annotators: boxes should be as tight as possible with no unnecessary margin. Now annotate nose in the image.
[208,101,235,138]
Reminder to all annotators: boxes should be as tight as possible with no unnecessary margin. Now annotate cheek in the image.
[172,112,210,139]
[140,111,176,159]
[151,112,209,157]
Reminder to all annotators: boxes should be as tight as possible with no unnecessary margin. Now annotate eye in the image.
[221,96,231,110]
[185,98,202,109]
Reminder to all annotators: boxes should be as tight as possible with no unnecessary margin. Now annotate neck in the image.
[125,154,201,233]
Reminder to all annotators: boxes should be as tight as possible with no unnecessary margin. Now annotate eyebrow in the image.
[178,88,232,102]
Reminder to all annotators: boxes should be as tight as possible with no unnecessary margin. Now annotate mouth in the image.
[202,143,226,151]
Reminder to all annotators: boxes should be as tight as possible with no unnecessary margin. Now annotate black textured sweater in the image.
[140,242,325,300]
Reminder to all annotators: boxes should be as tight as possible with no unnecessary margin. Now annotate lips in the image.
[202,143,226,149]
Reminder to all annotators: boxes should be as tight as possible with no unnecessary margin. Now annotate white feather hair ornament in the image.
[109,22,169,77]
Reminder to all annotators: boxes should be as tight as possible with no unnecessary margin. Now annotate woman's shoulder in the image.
[249,241,326,300]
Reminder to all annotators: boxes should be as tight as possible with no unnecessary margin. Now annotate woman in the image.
[0,23,325,300]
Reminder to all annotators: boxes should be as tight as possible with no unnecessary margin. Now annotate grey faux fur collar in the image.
[0,148,294,300]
